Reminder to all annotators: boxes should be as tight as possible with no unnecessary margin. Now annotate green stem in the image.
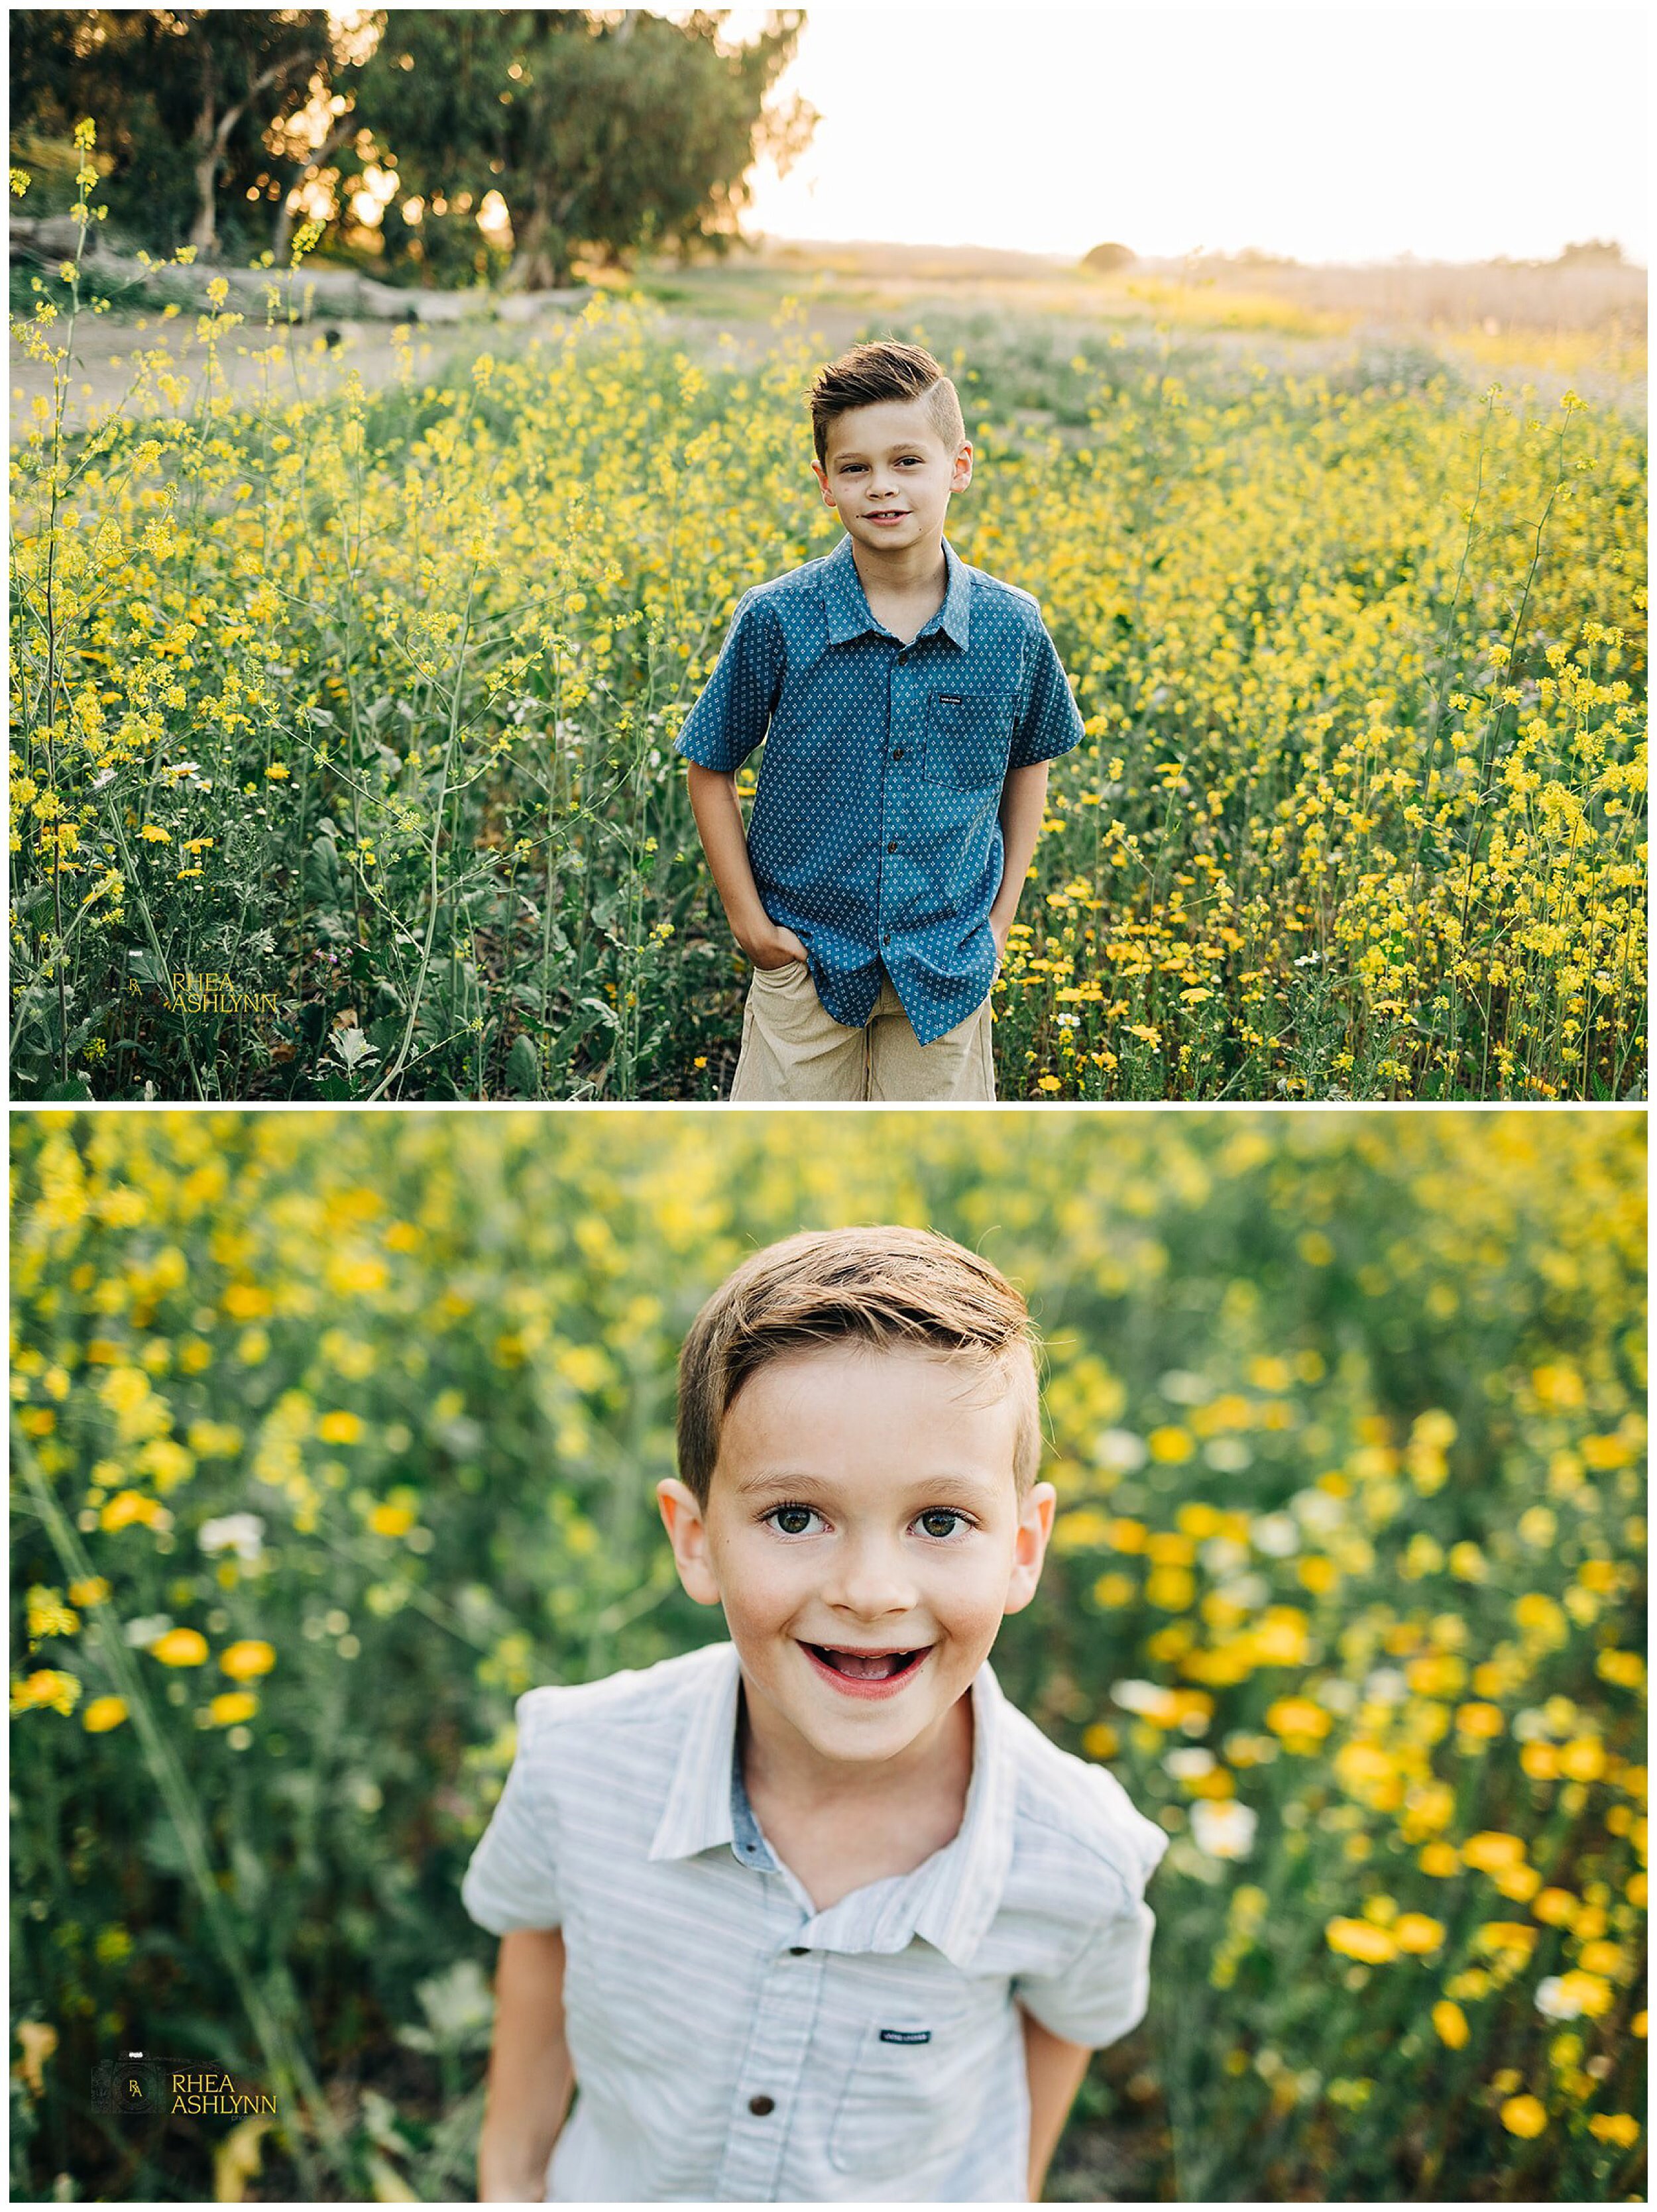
[367,572,478,1099]
[13,1426,345,2195]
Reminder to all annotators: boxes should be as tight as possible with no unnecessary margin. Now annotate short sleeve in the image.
[460,1694,563,1935]
[1013,1893,1158,2048]
[674,589,784,773]
[1011,1763,1167,2046]
[1008,614,1084,771]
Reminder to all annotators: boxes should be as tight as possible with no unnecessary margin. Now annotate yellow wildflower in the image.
[1499,2095,1548,2139]
[1325,1917,1397,1964]
[1431,2000,1469,2048]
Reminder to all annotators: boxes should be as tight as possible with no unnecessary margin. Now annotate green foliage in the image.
[10,9,813,280]
[8,1111,1648,2201]
[358,8,813,288]
[9,10,336,258]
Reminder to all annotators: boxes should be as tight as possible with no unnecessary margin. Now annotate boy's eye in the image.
[916,1509,970,1540]
[768,1504,823,1537]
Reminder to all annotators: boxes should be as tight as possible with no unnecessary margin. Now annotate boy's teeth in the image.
[823,1647,907,1680]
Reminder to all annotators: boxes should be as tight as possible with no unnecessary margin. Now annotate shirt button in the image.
[891,746,905,760]
[787,1945,809,1956]
[886,839,897,854]
[749,2094,775,2117]
[882,933,891,946]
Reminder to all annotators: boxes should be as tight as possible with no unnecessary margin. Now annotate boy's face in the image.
[811,396,972,561]
[657,1346,1055,1774]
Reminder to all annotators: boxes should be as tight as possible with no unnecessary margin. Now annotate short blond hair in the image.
[808,341,966,469]
[676,1226,1041,1505]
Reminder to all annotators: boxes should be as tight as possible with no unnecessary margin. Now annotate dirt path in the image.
[8,305,563,439]
[10,278,1640,443]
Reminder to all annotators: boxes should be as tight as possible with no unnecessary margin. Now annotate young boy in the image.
[463,1226,1165,2203]
[675,343,1085,1102]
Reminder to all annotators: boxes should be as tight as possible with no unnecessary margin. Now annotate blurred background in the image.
[10,1109,1647,2199]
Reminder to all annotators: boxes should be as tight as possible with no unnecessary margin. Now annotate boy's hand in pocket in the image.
[746,923,809,971]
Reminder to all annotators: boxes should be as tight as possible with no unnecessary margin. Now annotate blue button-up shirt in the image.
[675,534,1085,1045]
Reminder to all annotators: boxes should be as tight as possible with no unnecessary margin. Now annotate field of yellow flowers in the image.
[10,1109,1646,2201]
[9,143,1647,1101]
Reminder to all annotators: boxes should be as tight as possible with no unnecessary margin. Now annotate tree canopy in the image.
[1080,241,1134,277]
[358,11,813,288]
[8,8,815,284]
[9,10,340,257]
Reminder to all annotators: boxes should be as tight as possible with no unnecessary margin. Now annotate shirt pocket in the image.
[921,689,1018,792]
[826,2007,982,2179]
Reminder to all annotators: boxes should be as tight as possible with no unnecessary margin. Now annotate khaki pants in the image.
[729,962,996,1103]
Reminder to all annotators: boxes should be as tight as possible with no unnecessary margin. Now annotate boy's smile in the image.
[657,1345,1055,1779]
[801,1638,931,1696]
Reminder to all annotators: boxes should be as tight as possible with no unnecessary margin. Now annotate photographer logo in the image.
[91,2053,274,2117]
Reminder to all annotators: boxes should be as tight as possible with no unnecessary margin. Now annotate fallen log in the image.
[8,230,588,325]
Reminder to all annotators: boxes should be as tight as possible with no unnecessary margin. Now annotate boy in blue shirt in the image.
[676,342,1085,1102]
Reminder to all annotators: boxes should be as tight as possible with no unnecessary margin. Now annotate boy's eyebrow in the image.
[728,1466,1010,1503]
[830,442,931,463]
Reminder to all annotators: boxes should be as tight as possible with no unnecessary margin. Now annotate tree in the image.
[9,9,343,257]
[1080,241,1134,277]
[353,10,815,289]
[178,11,332,256]
[11,11,200,246]
[1555,239,1626,268]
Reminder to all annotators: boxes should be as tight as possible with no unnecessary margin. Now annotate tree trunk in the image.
[189,47,221,256]
[504,199,571,291]
[188,92,249,258]
[272,191,296,268]
[191,35,314,262]
[188,148,221,256]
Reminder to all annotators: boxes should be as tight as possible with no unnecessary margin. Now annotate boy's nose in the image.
[823,1544,919,1622]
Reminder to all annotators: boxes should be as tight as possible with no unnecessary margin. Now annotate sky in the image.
[730,6,1649,266]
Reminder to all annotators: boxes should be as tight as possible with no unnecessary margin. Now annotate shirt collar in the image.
[646,1641,1016,1971]
[648,1640,744,1862]
[821,531,972,651]
[905,1663,1016,1969]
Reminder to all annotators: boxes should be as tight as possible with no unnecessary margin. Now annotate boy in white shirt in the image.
[463,1225,1165,2201]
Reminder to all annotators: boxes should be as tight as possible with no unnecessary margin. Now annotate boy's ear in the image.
[656,1478,722,1607]
[1003,1478,1056,1616]
[951,439,974,494]
[811,457,835,508]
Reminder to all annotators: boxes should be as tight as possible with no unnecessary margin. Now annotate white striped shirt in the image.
[461,1639,1165,2203]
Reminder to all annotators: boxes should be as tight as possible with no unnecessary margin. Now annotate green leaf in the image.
[127,948,169,990]
[505,1032,540,1097]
